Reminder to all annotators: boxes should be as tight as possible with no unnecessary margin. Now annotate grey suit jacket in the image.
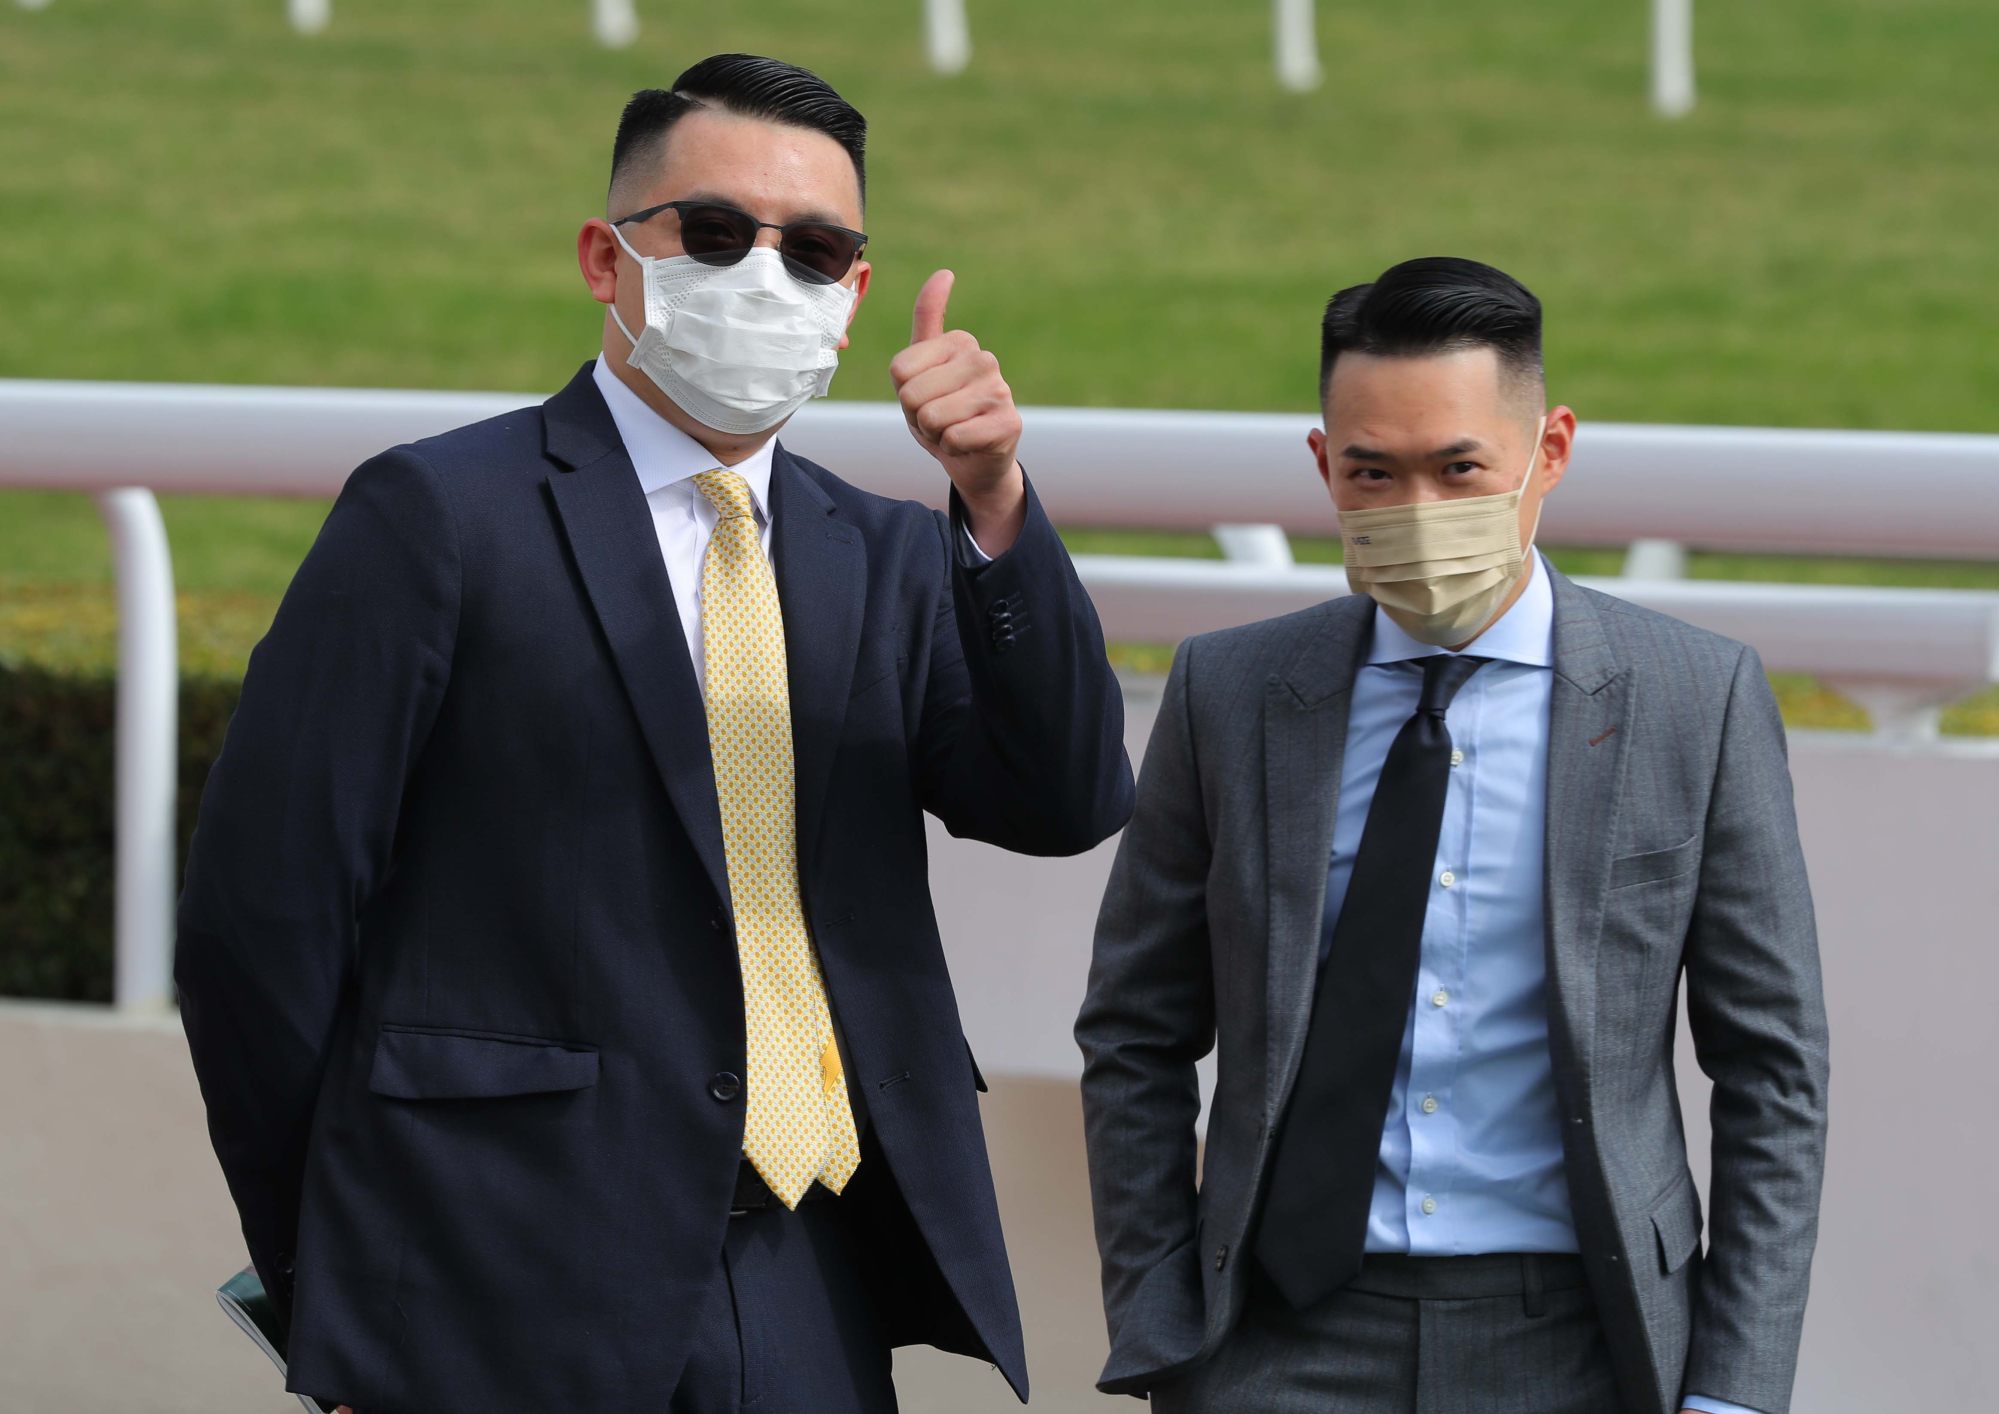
[1075,565,1829,1414]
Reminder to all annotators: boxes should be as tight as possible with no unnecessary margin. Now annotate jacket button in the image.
[1214,1244,1229,1271]
[709,1072,741,1102]
[709,914,724,933]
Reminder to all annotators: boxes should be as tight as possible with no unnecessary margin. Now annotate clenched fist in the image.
[889,269,1027,555]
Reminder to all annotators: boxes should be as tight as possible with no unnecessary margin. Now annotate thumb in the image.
[910,269,955,345]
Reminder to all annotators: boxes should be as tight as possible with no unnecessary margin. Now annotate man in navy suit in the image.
[174,54,1133,1414]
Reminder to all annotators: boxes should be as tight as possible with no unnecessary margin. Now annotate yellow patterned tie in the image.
[691,468,861,1209]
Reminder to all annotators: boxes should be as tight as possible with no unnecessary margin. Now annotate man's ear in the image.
[1538,405,1577,496]
[1308,426,1333,494]
[578,220,620,304]
[837,260,872,351]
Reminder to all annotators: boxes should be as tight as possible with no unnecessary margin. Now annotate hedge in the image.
[1,585,263,1002]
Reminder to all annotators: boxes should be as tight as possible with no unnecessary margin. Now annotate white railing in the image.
[4,377,1998,1010]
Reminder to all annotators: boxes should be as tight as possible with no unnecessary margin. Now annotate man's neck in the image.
[605,346,782,469]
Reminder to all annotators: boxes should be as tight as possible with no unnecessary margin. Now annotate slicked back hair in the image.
[608,54,868,215]
[1319,257,1543,406]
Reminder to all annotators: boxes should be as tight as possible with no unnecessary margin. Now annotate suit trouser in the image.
[1150,1253,1623,1414]
[668,1186,899,1414]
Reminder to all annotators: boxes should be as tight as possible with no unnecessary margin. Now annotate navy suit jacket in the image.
[174,361,1135,1412]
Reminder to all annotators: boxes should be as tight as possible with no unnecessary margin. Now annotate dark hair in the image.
[1319,257,1542,400]
[609,54,868,212]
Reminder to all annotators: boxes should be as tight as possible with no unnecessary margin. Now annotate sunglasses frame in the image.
[611,199,868,285]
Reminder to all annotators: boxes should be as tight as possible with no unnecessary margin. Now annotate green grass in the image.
[2,0,1996,733]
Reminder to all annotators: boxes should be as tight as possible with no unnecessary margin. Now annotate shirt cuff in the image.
[961,522,995,564]
[1681,1396,1766,1414]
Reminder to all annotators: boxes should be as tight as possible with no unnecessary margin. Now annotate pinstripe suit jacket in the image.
[1076,564,1829,1414]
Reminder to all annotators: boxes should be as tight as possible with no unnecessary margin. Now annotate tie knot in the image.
[692,468,757,523]
[1416,653,1489,716]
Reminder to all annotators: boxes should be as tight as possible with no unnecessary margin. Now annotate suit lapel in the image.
[1541,566,1632,1105]
[541,364,734,915]
[1264,597,1372,1106]
[769,445,865,884]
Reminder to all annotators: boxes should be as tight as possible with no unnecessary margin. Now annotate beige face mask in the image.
[1338,415,1547,647]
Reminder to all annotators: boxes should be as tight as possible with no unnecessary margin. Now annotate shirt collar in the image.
[1363,547,1556,670]
[592,354,776,521]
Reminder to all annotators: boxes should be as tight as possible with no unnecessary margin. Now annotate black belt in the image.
[730,1159,839,1214]
[1341,1253,1588,1318]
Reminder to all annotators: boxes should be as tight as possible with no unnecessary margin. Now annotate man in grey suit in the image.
[1076,257,1828,1414]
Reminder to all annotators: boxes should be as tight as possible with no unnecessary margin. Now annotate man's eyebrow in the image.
[1338,438,1489,461]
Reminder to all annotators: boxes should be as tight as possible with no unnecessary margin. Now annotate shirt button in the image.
[1421,1196,1438,1216]
[1439,870,1456,888]
[1421,1095,1439,1115]
[1431,990,1450,1007]
[1450,749,1465,767]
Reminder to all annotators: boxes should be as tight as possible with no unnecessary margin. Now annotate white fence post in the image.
[591,0,638,50]
[924,0,971,76]
[1214,524,1296,569]
[94,490,179,1014]
[1651,0,1695,117]
[1623,538,1689,579]
[16,0,57,13]
[1274,0,1322,93]
[288,0,330,37]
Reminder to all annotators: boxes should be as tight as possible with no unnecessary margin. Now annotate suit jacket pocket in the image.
[1609,833,1701,890]
[1649,1167,1704,1274]
[368,1024,600,1100]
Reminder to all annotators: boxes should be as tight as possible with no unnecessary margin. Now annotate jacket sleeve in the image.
[913,473,1134,855]
[1680,644,1831,1414]
[1073,637,1215,1393]
[173,446,461,1336]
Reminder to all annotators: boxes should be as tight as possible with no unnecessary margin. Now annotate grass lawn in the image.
[2,0,1995,731]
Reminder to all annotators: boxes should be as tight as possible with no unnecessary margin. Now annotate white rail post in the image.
[1651,0,1695,117]
[1622,538,1688,579]
[1214,524,1296,569]
[591,0,639,49]
[1274,0,1322,93]
[95,490,179,1013]
[924,0,970,76]
[288,0,330,37]
[17,0,57,13]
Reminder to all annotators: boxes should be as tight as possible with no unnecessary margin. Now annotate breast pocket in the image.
[1608,833,1701,890]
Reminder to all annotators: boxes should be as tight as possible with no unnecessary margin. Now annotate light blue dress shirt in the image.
[1323,552,1757,1414]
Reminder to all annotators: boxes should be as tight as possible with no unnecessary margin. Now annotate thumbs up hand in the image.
[890,269,1027,553]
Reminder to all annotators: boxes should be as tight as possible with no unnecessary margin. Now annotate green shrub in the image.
[0,585,261,1002]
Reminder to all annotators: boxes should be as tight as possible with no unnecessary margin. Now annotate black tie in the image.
[1253,653,1490,1310]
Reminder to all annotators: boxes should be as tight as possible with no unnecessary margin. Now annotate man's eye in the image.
[1350,467,1391,482]
[1444,462,1481,476]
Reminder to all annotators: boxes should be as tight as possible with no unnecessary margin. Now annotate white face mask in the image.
[1338,415,1548,647]
[609,224,857,435]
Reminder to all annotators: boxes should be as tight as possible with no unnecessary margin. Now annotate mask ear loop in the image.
[1518,414,1550,553]
[605,222,650,361]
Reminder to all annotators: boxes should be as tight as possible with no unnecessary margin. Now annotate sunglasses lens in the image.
[778,225,861,285]
[676,205,757,266]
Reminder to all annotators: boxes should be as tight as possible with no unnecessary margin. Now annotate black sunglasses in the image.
[612,200,867,286]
